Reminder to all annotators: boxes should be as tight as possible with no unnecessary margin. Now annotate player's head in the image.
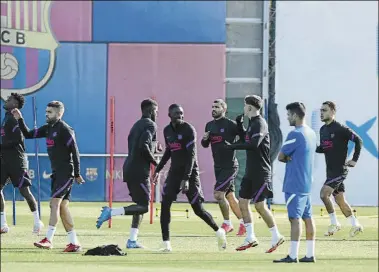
[286,102,306,126]
[4,93,25,110]
[320,101,336,123]
[212,99,227,119]
[168,104,184,125]
[141,98,158,122]
[244,95,262,117]
[46,101,64,124]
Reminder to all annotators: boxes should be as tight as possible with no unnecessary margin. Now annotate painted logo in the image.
[0,0,59,101]
[347,117,378,159]
[86,168,98,182]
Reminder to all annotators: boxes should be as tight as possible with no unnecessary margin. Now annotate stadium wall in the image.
[273,1,378,206]
[1,1,226,202]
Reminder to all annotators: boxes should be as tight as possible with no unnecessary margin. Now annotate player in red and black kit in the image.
[96,99,160,249]
[201,99,246,236]
[1,93,43,235]
[13,101,84,252]
[153,104,227,252]
[317,101,363,237]
[226,95,284,253]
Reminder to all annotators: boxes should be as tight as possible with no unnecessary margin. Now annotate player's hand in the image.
[75,175,85,184]
[152,171,159,185]
[180,180,189,194]
[11,108,22,120]
[236,114,244,124]
[345,160,356,167]
[202,131,210,141]
[224,140,232,149]
[156,142,163,153]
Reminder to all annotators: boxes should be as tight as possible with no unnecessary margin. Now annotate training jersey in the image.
[156,121,199,180]
[201,117,243,169]
[123,117,157,177]
[18,118,81,177]
[281,125,316,194]
[1,111,27,168]
[317,120,362,178]
[229,115,271,181]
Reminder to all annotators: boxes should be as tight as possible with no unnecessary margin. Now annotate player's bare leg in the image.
[0,185,9,234]
[320,185,341,236]
[334,193,363,237]
[289,218,301,261]
[19,187,43,234]
[34,198,62,250]
[60,200,81,252]
[254,201,284,253]
[236,198,258,251]
[127,214,144,248]
[214,191,233,233]
[299,218,316,262]
[225,192,245,236]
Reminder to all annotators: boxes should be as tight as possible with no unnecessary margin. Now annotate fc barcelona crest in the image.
[86,168,98,182]
[0,0,59,101]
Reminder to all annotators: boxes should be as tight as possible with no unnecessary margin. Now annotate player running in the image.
[1,93,43,235]
[13,101,84,252]
[96,99,159,249]
[153,104,227,252]
[226,95,284,253]
[317,101,363,237]
[201,99,246,236]
[274,102,317,263]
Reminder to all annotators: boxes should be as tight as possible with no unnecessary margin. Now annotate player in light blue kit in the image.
[274,102,317,263]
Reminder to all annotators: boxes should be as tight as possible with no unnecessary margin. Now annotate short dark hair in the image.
[10,93,25,109]
[47,100,64,111]
[213,99,227,110]
[244,95,262,110]
[141,99,158,113]
[322,101,336,112]
[168,103,181,112]
[286,102,306,119]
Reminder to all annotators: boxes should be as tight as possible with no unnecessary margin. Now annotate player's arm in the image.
[62,126,81,177]
[182,125,197,182]
[18,119,48,139]
[201,123,211,148]
[341,125,363,162]
[139,123,158,166]
[228,119,266,150]
[155,135,171,173]
[278,131,299,163]
[315,127,324,153]
[235,114,246,142]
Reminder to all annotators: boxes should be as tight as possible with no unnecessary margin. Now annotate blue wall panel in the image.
[93,1,226,43]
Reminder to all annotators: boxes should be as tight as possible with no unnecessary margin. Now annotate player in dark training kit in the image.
[13,101,84,252]
[154,104,227,252]
[96,99,159,249]
[1,93,43,235]
[201,99,246,236]
[226,95,284,252]
[317,101,363,237]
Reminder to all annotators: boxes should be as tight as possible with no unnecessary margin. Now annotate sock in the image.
[0,212,6,226]
[329,212,338,225]
[269,225,280,241]
[223,219,231,225]
[163,240,171,248]
[111,207,125,216]
[239,219,244,225]
[129,228,139,241]
[32,211,40,224]
[245,223,256,241]
[347,215,359,227]
[306,240,315,258]
[67,230,79,245]
[289,241,299,259]
[46,225,56,242]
